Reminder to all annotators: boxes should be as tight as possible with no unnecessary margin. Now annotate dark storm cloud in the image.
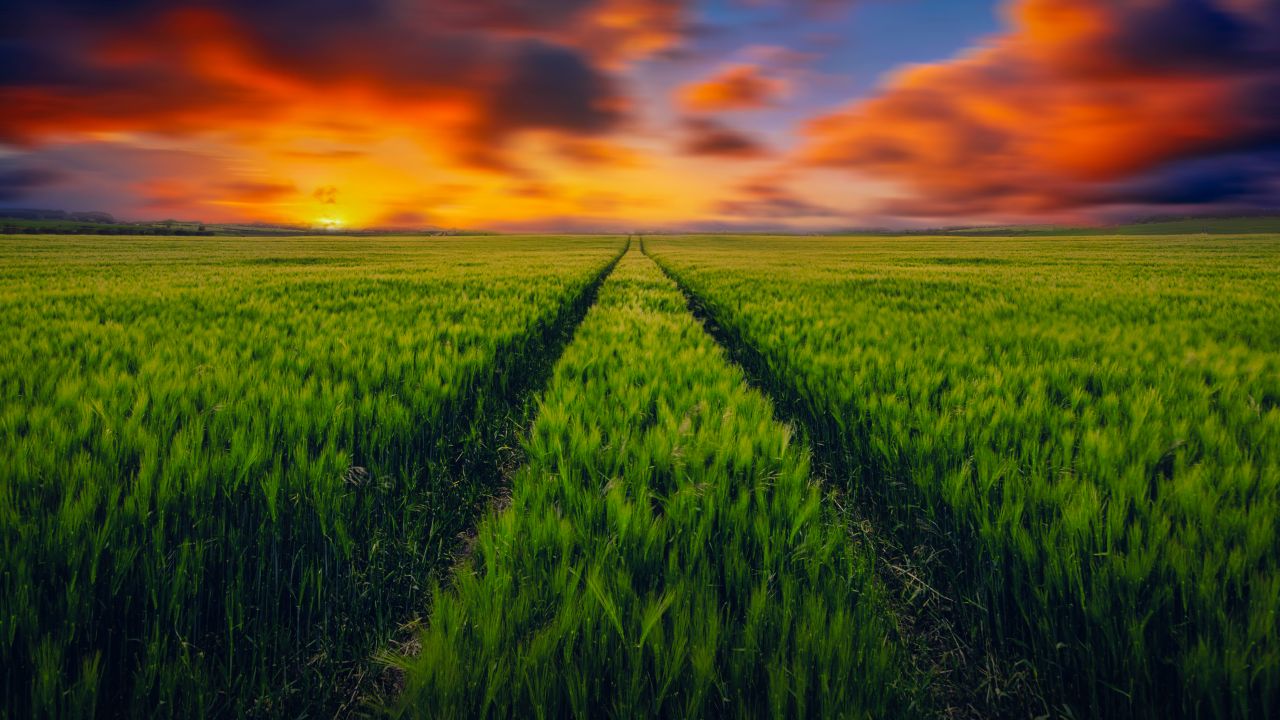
[0,166,66,201]
[1054,0,1260,75]
[484,42,622,136]
[715,177,841,219]
[1086,151,1280,208]
[429,0,600,31]
[681,118,769,158]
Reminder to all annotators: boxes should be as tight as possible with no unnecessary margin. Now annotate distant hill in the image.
[939,215,1280,237]
[0,208,115,222]
[0,211,213,236]
[6,208,1279,238]
[0,210,489,237]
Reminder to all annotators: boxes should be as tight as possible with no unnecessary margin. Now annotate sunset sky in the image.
[2,0,1278,231]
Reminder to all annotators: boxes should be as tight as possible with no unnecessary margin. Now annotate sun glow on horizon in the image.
[3,1,1277,229]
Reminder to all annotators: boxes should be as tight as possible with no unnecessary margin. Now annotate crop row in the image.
[646,235,1280,719]
[0,235,623,717]
[392,250,914,718]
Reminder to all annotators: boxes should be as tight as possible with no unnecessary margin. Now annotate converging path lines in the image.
[390,249,917,718]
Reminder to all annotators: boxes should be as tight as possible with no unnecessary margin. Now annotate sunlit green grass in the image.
[392,250,913,718]
[0,235,623,717]
[647,234,1280,719]
[8,232,1276,718]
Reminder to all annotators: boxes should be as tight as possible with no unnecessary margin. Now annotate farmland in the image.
[647,235,1280,718]
[2,233,1278,718]
[0,235,623,716]
[392,250,910,717]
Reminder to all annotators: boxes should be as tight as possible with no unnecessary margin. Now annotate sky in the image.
[2,0,1278,231]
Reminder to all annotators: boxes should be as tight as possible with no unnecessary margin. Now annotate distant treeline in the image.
[0,209,218,236]
[0,209,117,223]
[0,210,496,237]
[1,225,214,236]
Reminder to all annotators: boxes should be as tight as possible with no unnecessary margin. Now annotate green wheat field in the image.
[2,234,1277,718]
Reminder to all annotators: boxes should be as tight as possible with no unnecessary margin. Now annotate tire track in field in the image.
[641,238,1043,719]
[388,247,916,717]
[350,240,629,715]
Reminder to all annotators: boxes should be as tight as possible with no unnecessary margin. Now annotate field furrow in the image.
[0,235,624,717]
[642,240,986,716]
[646,235,1280,719]
[392,250,914,718]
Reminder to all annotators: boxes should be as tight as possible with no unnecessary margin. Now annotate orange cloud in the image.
[0,1,695,172]
[554,138,646,168]
[0,0,709,228]
[219,181,298,204]
[9,0,1272,228]
[801,0,1280,220]
[678,64,789,111]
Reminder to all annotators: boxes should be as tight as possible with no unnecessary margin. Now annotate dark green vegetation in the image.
[3,233,1277,719]
[0,213,490,237]
[646,234,1280,719]
[939,216,1280,237]
[392,251,911,718]
[0,235,623,717]
[0,216,214,236]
